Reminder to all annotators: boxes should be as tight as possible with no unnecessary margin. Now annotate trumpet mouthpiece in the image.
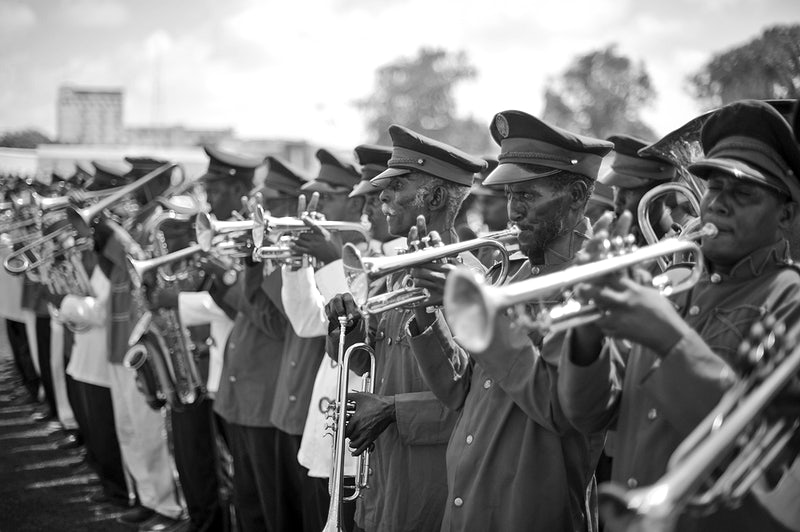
[701,223,718,239]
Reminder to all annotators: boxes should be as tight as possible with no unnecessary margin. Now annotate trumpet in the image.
[598,317,800,532]
[343,230,515,315]
[67,162,179,237]
[194,212,256,254]
[128,243,203,285]
[444,224,718,353]
[3,225,79,275]
[322,316,377,532]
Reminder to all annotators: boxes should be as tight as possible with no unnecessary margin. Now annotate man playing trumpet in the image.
[554,100,800,531]
[325,125,485,532]
[407,111,614,531]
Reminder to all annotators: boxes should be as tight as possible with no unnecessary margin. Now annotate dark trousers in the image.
[6,319,38,398]
[68,376,128,500]
[224,421,279,532]
[274,430,330,532]
[35,317,56,414]
[171,398,223,532]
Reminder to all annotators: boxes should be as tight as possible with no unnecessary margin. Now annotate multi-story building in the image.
[57,86,124,144]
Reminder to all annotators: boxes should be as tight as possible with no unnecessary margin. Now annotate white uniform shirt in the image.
[178,291,233,394]
[62,267,111,387]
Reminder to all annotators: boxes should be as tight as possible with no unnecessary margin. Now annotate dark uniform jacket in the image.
[408,218,604,532]
[554,238,800,489]
[214,264,287,427]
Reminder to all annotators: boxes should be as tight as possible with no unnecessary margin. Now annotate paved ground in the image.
[0,325,133,532]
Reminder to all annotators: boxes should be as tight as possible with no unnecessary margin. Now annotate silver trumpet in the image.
[598,318,800,532]
[127,243,203,285]
[343,229,516,315]
[444,224,718,353]
[195,212,256,254]
[322,316,377,532]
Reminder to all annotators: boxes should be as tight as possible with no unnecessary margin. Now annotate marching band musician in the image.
[554,100,800,532]
[600,134,677,246]
[267,148,364,531]
[281,144,394,532]
[209,147,292,532]
[407,110,613,531]
[92,158,186,530]
[325,125,485,532]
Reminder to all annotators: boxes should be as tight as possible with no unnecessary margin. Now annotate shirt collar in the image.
[708,238,791,281]
[534,216,593,267]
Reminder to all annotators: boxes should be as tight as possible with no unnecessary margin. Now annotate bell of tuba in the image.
[343,228,516,315]
[443,224,717,353]
[598,317,800,532]
[322,316,377,532]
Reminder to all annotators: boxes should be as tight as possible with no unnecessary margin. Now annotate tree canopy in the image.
[542,45,657,140]
[357,48,493,155]
[687,25,800,108]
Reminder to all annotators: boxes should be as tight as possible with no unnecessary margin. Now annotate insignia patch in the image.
[495,114,509,138]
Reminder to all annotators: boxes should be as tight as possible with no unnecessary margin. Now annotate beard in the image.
[517,195,573,262]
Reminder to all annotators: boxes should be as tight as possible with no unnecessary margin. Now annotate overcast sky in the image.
[2,0,799,151]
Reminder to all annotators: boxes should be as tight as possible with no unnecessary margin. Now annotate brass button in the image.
[290,360,297,368]
[387,338,393,346]
[710,273,722,284]
[229,376,237,383]
[288,395,297,402]
[466,434,473,445]
[483,379,492,389]
[453,497,463,507]
[627,478,638,488]
[531,266,540,275]
[688,306,700,316]
[647,408,658,420]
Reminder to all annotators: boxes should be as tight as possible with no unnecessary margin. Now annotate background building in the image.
[56,86,124,145]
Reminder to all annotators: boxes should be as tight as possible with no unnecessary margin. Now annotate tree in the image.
[542,45,657,140]
[687,25,800,108]
[357,48,494,155]
[0,129,53,149]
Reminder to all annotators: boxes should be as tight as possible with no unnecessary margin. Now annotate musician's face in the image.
[317,192,349,221]
[477,195,509,231]
[507,179,572,257]
[205,180,247,220]
[700,172,794,270]
[379,174,428,237]
[363,193,391,242]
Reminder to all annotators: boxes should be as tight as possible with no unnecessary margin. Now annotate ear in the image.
[427,185,448,211]
[777,200,798,231]
[568,180,589,208]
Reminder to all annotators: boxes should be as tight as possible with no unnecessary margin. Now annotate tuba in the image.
[598,317,800,532]
[443,224,717,353]
[343,228,517,315]
[322,316,377,532]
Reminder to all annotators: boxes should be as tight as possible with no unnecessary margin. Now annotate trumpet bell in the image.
[442,269,497,353]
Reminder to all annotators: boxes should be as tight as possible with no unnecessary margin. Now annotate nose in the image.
[703,188,730,217]
[508,197,525,223]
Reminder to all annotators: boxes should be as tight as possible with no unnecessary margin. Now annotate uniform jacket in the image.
[408,218,603,532]
[555,239,800,490]
[214,263,287,427]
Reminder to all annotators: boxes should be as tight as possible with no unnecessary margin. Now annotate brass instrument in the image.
[598,318,800,532]
[195,212,256,255]
[124,208,206,410]
[637,182,703,271]
[66,162,178,237]
[322,316,377,532]
[3,225,80,275]
[128,243,203,285]
[251,205,371,267]
[343,230,515,315]
[443,224,717,353]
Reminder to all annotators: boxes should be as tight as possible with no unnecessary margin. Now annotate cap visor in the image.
[300,180,344,194]
[349,179,382,198]
[370,167,410,188]
[469,184,506,198]
[598,170,652,188]
[482,163,559,186]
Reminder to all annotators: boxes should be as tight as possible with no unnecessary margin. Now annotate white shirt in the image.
[62,267,111,387]
[178,291,233,394]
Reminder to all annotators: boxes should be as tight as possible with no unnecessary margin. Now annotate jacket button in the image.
[531,266,540,275]
[483,379,492,389]
[288,395,297,402]
[290,360,297,368]
[229,376,237,383]
[688,305,700,316]
[453,497,463,507]
[465,434,473,445]
[387,338,393,345]
[647,408,658,420]
[627,478,638,488]
[710,273,722,284]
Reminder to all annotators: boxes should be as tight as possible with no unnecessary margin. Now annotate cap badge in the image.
[495,115,509,138]
[417,158,425,165]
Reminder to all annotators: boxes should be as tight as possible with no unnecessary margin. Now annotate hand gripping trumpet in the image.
[597,317,800,532]
[444,223,718,353]
[342,227,517,315]
[322,316,376,532]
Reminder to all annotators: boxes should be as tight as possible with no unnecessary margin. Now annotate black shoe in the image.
[56,432,83,450]
[137,513,187,532]
[116,506,155,526]
[88,490,130,508]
